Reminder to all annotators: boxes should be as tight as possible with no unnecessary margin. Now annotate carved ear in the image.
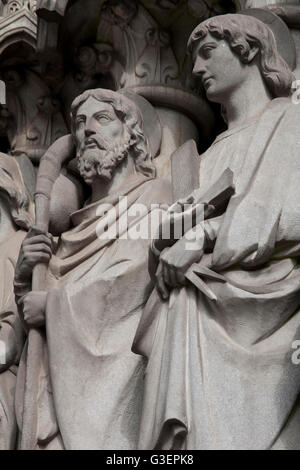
[247,45,259,63]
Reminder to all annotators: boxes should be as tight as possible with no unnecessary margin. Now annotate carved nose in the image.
[193,65,204,77]
[84,128,96,138]
[192,60,205,77]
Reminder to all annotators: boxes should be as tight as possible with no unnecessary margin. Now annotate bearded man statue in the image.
[14,89,171,450]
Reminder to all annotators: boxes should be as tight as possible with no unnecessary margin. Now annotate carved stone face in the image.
[75,96,129,185]
[192,32,250,104]
[75,97,124,147]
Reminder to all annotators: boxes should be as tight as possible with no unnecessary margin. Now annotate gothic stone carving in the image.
[14,89,172,450]
[0,0,298,452]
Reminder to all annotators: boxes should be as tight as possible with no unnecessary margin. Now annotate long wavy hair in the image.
[187,14,295,98]
[0,153,33,231]
[71,89,156,178]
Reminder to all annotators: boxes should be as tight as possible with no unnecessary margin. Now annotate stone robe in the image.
[16,173,171,450]
[0,231,25,450]
[133,98,300,450]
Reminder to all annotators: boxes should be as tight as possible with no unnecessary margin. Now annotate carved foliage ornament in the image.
[135,28,179,85]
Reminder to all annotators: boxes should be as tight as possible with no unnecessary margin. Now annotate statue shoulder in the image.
[270,98,300,148]
[270,96,300,120]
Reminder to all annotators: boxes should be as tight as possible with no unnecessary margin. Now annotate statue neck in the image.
[90,156,136,204]
[224,69,272,130]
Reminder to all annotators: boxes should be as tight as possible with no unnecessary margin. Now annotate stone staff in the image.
[20,134,75,450]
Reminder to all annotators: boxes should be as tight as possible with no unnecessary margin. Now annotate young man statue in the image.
[133,14,300,450]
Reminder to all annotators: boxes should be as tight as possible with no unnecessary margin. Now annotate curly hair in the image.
[71,89,156,178]
[0,153,33,231]
[187,14,295,98]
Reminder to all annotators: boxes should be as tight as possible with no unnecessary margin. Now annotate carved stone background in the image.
[0,0,298,178]
[0,0,237,182]
[0,0,298,183]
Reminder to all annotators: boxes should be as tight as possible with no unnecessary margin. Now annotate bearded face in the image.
[74,97,131,186]
[76,132,131,185]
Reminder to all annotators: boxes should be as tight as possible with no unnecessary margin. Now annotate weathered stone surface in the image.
[0,0,299,451]
[0,153,33,450]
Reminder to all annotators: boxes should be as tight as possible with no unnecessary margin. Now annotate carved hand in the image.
[15,226,54,284]
[20,292,47,329]
[156,225,205,300]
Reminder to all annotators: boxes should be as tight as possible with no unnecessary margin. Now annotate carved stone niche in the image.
[0,0,69,197]
[2,66,67,157]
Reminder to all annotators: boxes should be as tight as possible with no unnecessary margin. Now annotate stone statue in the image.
[14,89,172,449]
[133,14,300,450]
[0,153,33,449]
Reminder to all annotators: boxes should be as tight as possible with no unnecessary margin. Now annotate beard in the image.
[76,134,130,185]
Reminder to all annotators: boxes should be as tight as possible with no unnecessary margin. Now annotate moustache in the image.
[81,134,110,151]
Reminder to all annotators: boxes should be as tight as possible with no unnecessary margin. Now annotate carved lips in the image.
[202,76,214,90]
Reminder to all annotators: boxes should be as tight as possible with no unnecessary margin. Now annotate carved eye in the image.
[76,120,85,130]
[96,115,111,123]
[201,47,213,59]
